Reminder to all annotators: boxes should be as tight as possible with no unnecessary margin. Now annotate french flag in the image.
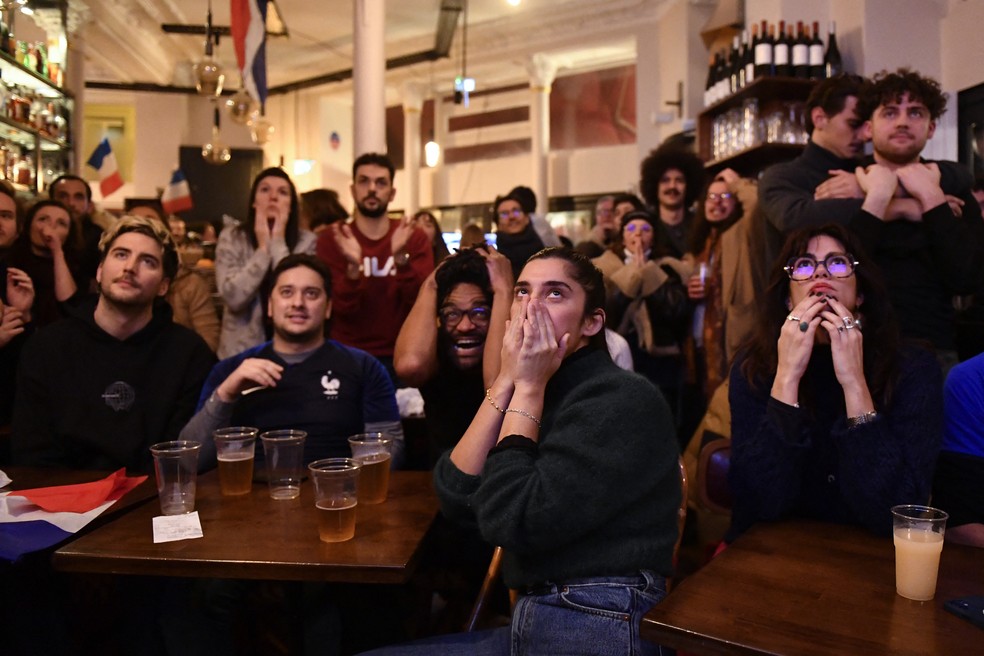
[231,0,268,106]
[85,137,124,197]
[161,168,194,214]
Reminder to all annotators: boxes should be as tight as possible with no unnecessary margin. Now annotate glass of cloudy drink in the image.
[213,427,259,496]
[309,458,361,543]
[891,504,948,601]
[348,433,393,505]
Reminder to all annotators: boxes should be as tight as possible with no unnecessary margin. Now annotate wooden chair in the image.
[465,456,689,631]
[696,438,732,514]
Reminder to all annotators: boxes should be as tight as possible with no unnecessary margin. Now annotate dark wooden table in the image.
[53,469,440,584]
[642,520,984,655]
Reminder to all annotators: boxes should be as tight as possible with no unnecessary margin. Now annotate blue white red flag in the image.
[85,137,124,197]
[161,168,194,214]
[231,0,268,106]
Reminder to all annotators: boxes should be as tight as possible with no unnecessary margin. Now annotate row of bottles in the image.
[0,78,71,141]
[0,140,38,187]
[704,20,843,107]
[1,16,64,88]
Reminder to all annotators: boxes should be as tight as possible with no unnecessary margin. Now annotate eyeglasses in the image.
[784,254,859,281]
[624,223,652,233]
[439,306,491,328]
[498,209,524,220]
[707,192,734,202]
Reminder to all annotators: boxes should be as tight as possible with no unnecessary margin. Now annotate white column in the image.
[432,94,450,207]
[402,81,424,215]
[526,54,557,215]
[353,0,386,156]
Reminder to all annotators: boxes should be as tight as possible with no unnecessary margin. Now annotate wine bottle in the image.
[809,21,825,79]
[729,35,740,94]
[715,50,729,102]
[792,21,809,78]
[754,19,773,78]
[745,25,757,85]
[773,20,791,77]
[738,29,749,88]
[824,21,843,78]
[704,54,714,107]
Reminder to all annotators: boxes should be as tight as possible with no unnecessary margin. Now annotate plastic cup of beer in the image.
[150,440,202,515]
[891,504,948,601]
[348,432,393,505]
[260,429,306,500]
[213,427,259,496]
[309,458,361,543]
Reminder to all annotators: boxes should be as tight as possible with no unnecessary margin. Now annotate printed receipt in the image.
[152,511,204,543]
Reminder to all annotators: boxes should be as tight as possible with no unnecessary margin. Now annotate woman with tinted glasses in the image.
[727,224,943,541]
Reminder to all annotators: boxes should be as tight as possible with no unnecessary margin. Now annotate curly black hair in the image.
[856,68,947,122]
[639,145,705,210]
[435,247,493,307]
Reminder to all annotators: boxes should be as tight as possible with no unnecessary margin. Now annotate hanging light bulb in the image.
[226,88,256,125]
[424,136,441,168]
[202,107,231,165]
[193,1,224,97]
[248,110,275,146]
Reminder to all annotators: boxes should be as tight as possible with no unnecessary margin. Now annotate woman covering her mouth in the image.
[726,224,943,542]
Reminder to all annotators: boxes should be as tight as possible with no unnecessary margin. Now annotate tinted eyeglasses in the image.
[498,209,524,220]
[707,192,734,202]
[784,254,859,281]
[439,306,491,328]
[624,223,652,233]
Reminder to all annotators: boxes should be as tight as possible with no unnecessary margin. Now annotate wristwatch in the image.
[394,251,410,268]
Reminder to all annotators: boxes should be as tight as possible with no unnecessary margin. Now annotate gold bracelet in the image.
[505,407,541,428]
[486,387,505,414]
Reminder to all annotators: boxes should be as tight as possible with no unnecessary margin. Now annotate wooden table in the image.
[53,470,439,584]
[642,520,984,655]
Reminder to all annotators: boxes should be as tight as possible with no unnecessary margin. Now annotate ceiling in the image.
[53,0,675,103]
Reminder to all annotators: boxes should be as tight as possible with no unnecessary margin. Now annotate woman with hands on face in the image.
[5,200,81,328]
[371,249,681,655]
[727,224,943,542]
[215,168,316,358]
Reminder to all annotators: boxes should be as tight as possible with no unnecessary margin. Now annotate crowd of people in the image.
[2,66,983,655]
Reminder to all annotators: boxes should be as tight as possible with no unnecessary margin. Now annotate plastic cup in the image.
[892,504,948,601]
[309,458,361,543]
[150,441,202,515]
[213,427,258,496]
[260,429,306,500]
[348,433,393,504]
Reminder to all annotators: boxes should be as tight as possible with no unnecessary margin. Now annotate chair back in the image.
[697,437,732,514]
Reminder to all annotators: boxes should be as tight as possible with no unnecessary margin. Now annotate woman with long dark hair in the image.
[727,224,942,541]
[5,199,81,328]
[414,209,451,265]
[366,248,680,655]
[215,167,315,358]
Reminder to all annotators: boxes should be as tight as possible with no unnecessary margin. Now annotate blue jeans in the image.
[361,570,670,655]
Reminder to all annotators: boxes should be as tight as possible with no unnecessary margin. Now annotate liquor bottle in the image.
[773,20,791,77]
[824,21,843,78]
[792,21,809,78]
[809,21,825,79]
[714,50,729,102]
[745,24,757,85]
[729,35,740,94]
[754,19,773,78]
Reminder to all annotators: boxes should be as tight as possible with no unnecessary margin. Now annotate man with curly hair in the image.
[639,145,705,257]
[851,68,983,368]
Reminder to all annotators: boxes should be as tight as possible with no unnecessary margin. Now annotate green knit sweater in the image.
[434,347,681,589]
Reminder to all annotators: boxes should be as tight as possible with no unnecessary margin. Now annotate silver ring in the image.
[838,326,845,333]
[842,316,854,327]
[786,315,801,322]
[845,323,855,330]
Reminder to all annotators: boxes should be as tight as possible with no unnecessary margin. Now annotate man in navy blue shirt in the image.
[181,253,403,466]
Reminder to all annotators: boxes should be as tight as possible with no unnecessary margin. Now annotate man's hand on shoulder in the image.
[815,169,864,200]
[215,358,284,402]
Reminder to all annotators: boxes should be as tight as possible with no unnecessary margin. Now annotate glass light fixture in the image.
[424,139,441,168]
[249,112,275,146]
[193,1,224,97]
[226,88,256,125]
[202,107,231,165]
